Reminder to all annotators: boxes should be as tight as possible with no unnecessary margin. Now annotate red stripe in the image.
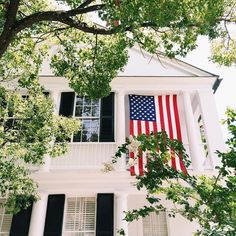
[138,150,144,176]
[129,120,135,176]
[166,95,177,170]
[178,153,187,175]
[130,119,134,135]
[152,121,158,134]
[137,120,143,176]
[158,96,165,131]
[173,95,187,174]
[137,120,142,135]
[145,121,150,135]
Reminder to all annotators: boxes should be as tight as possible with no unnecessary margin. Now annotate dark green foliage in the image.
[114,110,236,235]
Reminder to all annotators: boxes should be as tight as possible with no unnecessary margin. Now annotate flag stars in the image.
[129,95,156,121]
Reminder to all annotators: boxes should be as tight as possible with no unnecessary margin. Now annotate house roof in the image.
[119,46,219,78]
[39,44,221,92]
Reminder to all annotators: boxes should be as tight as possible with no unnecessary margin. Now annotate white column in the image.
[115,193,129,236]
[51,90,61,115]
[39,91,61,172]
[116,90,126,171]
[197,90,225,168]
[182,91,204,171]
[28,193,48,236]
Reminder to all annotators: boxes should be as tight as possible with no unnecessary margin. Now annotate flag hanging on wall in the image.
[128,94,187,176]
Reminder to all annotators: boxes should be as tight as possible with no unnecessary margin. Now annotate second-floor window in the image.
[73,96,100,142]
[59,92,114,142]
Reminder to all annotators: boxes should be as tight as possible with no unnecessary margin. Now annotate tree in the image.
[0,0,235,97]
[0,83,80,212]
[113,108,236,236]
[0,0,235,212]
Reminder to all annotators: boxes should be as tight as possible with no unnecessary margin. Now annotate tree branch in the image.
[2,0,20,30]
[0,0,20,42]
[0,3,108,58]
[79,0,96,9]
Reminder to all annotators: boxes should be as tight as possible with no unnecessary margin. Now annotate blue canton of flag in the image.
[129,95,156,121]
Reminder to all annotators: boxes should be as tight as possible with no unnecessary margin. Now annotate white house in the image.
[0,46,225,236]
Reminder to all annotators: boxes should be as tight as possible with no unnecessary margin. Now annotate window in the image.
[73,96,100,142]
[143,211,168,236]
[63,197,96,236]
[59,92,114,142]
[0,201,12,236]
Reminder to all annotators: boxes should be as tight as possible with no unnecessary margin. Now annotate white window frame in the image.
[142,211,168,236]
[62,196,97,236]
[72,95,101,143]
[0,200,12,235]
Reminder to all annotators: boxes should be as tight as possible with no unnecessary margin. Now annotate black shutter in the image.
[99,93,114,142]
[9,204,32,236]
[44,194,65,236]
[43,91,50,97]
[59,92,75,117]
[96,193,114,236]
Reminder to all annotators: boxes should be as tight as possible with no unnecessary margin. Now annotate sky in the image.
[181,36,236,139]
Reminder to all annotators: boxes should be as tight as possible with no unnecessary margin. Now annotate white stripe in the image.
[141,120,146,134]
[132,121,139,175]
[149,121,154,134]
[133,121,138,136]
[143,153,147,172]
[134,160,139,175]
[154,96,161,132]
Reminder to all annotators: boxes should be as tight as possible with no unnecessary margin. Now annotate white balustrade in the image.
[50,143,118,169]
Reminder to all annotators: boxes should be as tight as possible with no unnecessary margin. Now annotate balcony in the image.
[44,142,212,171]
[50,143,118,170]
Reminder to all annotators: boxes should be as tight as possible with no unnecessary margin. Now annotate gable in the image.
[118,47,216,77]
[40,45,216,78]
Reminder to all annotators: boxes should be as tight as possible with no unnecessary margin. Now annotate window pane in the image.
[73,130,81,142]
[91,106,99,117]
[91,99,99,105]
[83,120,90,131]
[76,97,83,106]
[84,97,91,106]
[90,119,99,129]
[90,132,98,142]
[75,106,83,117]
[83,106,91,117]
[82,131,89,142]
[90,119,99,142]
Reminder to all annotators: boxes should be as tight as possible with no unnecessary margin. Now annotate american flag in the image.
[129,94,187,176]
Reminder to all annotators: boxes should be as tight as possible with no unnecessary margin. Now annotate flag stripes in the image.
[129,94,187,176]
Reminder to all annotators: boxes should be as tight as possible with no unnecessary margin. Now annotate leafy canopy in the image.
[0,0,235,212]
[112,108,236,236]
[0,0,235,98]
[0,83,80,212]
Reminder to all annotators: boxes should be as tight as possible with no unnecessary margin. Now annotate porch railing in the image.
[50,143,118,170]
